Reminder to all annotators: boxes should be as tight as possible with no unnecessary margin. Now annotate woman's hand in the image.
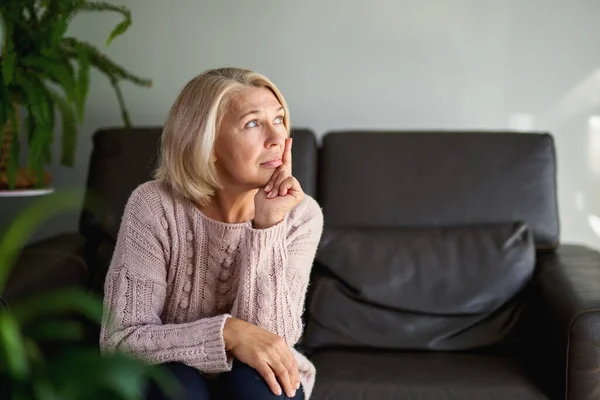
[254,138,304,229]
[223,317,300,397]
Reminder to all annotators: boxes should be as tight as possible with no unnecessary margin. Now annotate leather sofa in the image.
[4,127,600,399]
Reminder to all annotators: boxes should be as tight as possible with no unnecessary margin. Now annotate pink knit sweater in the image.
[99,180,323,398]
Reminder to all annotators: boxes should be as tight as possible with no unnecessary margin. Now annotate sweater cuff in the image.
[200,314,233,373]
[247,218,287,249]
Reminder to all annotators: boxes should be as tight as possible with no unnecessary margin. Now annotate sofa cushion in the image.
[304,222,535,350]
[309,350,550,400]
[318,131,559,249]
[2,233,89,305]
[79,127,318,243]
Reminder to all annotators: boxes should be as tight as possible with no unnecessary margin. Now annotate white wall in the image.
[2,0,600,250]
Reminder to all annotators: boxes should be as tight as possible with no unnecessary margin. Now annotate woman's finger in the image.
[282,137,293,172]
[268,169,290,198]
[269,358,295,398]
[277,176,296,197]
[283,354,300,393]
[255,361,283,396]
[264,166,282,193]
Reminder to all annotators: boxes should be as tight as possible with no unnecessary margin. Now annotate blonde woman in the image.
[99,68,323,400]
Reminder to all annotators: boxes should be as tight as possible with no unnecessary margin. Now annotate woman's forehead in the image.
[230,87,282,114]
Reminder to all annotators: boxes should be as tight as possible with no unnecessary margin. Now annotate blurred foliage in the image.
[0,191,179,399]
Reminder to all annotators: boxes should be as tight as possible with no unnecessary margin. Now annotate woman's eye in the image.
[245,120,258,129]
[274,116,284,124]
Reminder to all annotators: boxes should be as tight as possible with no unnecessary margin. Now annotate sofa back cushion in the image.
[79,127,318,243]
[78,127,318,292]
[318,131,559,249]
[303,222,535,351]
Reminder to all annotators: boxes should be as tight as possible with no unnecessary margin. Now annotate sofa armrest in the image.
[534,244,600,400]
[2,233,89,306]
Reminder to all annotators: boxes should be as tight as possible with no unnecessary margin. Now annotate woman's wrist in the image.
[223,317,240,351]
[252,216,283,229]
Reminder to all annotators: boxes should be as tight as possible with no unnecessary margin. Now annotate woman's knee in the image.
[146,362,211,400]
[216,361,304,400]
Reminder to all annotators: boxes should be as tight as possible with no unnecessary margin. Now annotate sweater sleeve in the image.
[231,196,324,346]
[99,185,232,373]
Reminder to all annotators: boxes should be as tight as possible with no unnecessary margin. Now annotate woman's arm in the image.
[231,196,324,346]
[99,185,232,373]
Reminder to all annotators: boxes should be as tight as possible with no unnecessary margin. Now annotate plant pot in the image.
[0,104,53,192]
[0,167,53,191]
[0,105,15,172]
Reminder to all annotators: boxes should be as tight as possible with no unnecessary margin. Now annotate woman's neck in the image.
[200,188,257,224]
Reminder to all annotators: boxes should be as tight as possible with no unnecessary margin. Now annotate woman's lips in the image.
[261,159,282,168]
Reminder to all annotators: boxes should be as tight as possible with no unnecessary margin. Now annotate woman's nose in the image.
[266,126,286,147]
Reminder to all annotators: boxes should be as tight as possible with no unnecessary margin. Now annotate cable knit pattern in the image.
[99,180,323,398]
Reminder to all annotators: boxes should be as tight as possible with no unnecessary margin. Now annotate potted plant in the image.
[0,0,152,192]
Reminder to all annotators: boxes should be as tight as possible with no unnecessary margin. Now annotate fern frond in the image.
[61,38,152,87]
[1,19,16,84]
[0,70,19,188]
[69,1,132,46]
[75,43,90,121]
[14,69,53,180]
[46,86,77,167]
[109,76,131,128]
[21,55,79,110]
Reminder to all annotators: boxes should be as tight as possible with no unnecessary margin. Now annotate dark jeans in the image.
[146,360,305,400]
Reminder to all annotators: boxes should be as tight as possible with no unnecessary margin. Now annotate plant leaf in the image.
[7,104,20,188]
[67,2,132,46]
[0,190,83,292]
[75,43,90,121]
[106,19,131,46]
[46,87,77,167]
[61,38,152,87]
[0,71,20,188]
[17,79,49,179]
[60,38,152,127]
[110,77,131,128]
[2,51,16,85]
[22,56,79,108]
[24,320,86,343]
[0,312,29,380]
[49,350,153,400]
[10,288,103,327]
[33,379,61,400]
[1,20,16,84]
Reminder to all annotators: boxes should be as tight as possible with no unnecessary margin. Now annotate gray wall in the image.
[2,0,600,250]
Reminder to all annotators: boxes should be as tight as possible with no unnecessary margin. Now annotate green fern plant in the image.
[0,0,152,188]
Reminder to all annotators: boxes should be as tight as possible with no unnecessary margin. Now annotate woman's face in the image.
[213,86,288,190]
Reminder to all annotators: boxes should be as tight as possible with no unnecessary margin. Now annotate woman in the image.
[99,67,323,400]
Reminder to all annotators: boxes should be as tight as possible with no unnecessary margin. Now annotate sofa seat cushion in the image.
[309,350,550,400]
[305,222,535,351]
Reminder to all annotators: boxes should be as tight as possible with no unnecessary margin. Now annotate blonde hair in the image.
[154,67,290,206]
